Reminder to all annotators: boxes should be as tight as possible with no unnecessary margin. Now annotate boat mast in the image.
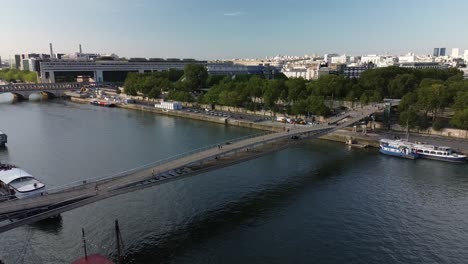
[405,112,409,141]
[82,228,88,260]
[115,220,123,264]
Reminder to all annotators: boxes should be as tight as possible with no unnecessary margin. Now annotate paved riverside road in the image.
[0,105,380,218]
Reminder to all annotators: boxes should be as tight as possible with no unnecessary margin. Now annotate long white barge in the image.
[413,143,467,163]
[0,163,47,199]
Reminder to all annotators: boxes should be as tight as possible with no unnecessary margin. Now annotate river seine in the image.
[0,101,467,264]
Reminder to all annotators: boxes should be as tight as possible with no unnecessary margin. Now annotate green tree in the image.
[369,90,382,102]
[432,118,445,131]
[167,91,193,102]
[453,91,468,111]
[416,83,449,121]
[184,64,208,91]
[451,109,468,130]
[360,93,369,105]
[388,73,418,98]
[398,108,419,130]
[167,68,184,82]
[286,77,306,103]
[123,73,139,96]
[206,75,226,87]
[263,80,283,110]
[290,99,308,115]
[307,96,330,116]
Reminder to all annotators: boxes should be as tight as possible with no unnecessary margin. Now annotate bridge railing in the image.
[45,130,275,194]
[0,82,122,92]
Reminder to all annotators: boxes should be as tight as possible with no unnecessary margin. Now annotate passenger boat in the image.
[0,163,47,199]
[379,139,418,159]
[413,143,467,163]
[90,100,115,107]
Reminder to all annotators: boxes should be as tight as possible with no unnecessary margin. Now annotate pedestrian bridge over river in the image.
[0,104,383,233]
[0,82,120,98]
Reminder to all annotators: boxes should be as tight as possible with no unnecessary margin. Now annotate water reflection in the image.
[30,215,63,235]
[123,153,362,263]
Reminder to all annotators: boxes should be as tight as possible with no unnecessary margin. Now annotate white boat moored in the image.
[0,163,47,199]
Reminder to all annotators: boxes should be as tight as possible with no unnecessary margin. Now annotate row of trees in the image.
[123,65,206,102]
[0,69,38,83]
[122,64,468,128]
[201,76,330,116]
[397,77,468,130]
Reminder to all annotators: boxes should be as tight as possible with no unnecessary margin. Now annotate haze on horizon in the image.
[1,0,467,60]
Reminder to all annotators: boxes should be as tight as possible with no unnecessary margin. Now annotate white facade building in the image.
[155,101,183,110]
[464,50,468,62]
[360,55,383,65]
[282,67,317,80]
[451,48,460,58]
[331,55,350,64]
[324,53,339,64]
[398,54,416,63]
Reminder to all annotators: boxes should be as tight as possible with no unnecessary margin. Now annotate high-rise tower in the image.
[49,43,54,58]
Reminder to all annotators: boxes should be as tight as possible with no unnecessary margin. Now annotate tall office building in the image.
[439,48,446,56]
[433,48,440,57]
[464,50,468,62]
[14,55,21,69]
[451,48,460,58]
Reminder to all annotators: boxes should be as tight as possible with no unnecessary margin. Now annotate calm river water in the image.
[0,101,467,264]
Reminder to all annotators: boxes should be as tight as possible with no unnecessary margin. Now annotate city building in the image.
[342,65,374,78]
[14,55,21,70]
[464,50,468,62]
[397,62,446,69]
[324,53,339,64]
[433,47,447,57]
[440,48,446,56]
[155,101,183,110]
[207,61,249,75]
[331,54,350,64]
[282,67,309,79]
[234,59,286,71]
[451,48,460,58]
[360,55,383,65]
[398,54,416,63]
[39,58,206,83]
[188,61,267,77]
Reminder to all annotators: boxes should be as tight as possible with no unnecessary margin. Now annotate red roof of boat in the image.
[71,254,114,264]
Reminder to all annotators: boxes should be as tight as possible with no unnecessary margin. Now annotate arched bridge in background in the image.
[0,82,121,94]
[0,104,386,233]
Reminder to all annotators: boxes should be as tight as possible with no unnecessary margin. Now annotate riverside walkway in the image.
[0,104,381,233]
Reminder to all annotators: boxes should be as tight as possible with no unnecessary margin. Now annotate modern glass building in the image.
[39,59,206,83]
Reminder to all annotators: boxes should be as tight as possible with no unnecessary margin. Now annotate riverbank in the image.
[70,97,285,132]
[69,96,468,155]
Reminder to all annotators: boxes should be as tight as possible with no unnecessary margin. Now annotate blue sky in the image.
[1,0,467,60]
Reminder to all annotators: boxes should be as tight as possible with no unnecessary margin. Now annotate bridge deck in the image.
[0,82,120,93]
[0,105,380,232]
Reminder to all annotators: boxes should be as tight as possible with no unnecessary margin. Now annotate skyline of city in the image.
[2,0,468,59]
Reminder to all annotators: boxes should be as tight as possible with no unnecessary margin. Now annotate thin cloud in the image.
[223,11,244,16]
